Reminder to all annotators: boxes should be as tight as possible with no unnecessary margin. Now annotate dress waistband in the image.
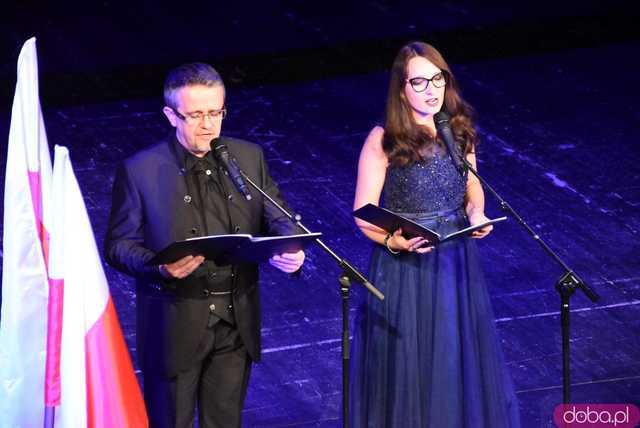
[396,206,464,222]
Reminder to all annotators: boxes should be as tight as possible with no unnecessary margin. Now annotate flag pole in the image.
[44,407,55,428]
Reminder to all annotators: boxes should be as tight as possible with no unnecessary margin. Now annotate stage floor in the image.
[1,38,639,427]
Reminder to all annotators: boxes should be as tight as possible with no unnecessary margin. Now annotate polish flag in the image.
[49,145,147,427]
[0,38,147,427]
[0,37,53,428]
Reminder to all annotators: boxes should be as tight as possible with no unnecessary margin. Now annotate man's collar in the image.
[172,137,215,173]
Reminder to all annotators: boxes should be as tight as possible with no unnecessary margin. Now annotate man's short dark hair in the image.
[164,63,225,109]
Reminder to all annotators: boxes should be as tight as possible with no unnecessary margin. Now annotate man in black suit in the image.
[104,63,305,428]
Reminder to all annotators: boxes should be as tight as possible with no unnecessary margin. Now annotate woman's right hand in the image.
[387,228,434,254]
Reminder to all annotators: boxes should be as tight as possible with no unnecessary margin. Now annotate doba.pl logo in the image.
[554,404,640,427]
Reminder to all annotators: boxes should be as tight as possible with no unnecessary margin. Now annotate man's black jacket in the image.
[104,135,296,377]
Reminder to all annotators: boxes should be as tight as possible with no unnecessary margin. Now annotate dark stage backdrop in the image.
[0,0,636,107]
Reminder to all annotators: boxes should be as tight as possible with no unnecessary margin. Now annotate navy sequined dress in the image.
[350,151,521,428]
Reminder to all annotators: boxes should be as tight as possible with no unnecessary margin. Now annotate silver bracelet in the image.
[384,233,400,254]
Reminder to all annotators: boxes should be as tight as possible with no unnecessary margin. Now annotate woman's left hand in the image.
[468,212,493,239]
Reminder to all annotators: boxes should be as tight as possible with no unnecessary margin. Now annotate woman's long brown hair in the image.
[383,41,478,166]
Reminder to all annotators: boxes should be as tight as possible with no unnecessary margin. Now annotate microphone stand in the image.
[450,148,599,403]
[236,168,384,428]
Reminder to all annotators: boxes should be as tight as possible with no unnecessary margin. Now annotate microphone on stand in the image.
[210,138,252,200]
[434,111,465,176]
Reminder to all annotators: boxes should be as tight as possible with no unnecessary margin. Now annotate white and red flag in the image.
[0,38,147,427]
[48,145,147,427]
[0,36,54,428]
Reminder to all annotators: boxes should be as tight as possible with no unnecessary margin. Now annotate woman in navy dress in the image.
[350,41,521,427]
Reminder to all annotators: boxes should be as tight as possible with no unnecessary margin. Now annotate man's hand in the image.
[159,255,205,279]
[269,250,305,273]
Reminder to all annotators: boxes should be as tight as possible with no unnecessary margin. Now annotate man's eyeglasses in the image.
[171,107,227,124]
[406,71,447,93]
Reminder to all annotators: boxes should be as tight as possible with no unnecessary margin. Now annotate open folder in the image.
[147,232,321,266]
[353,203,506,246]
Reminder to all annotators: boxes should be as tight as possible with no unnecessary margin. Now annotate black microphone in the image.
[434,111,465,176]
[210,138,252,201]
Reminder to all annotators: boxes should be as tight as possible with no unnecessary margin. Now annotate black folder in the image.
[147,232,321,265]
[353,203,506,245]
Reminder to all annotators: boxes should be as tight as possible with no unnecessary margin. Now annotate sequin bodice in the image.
[383,154,467,213]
